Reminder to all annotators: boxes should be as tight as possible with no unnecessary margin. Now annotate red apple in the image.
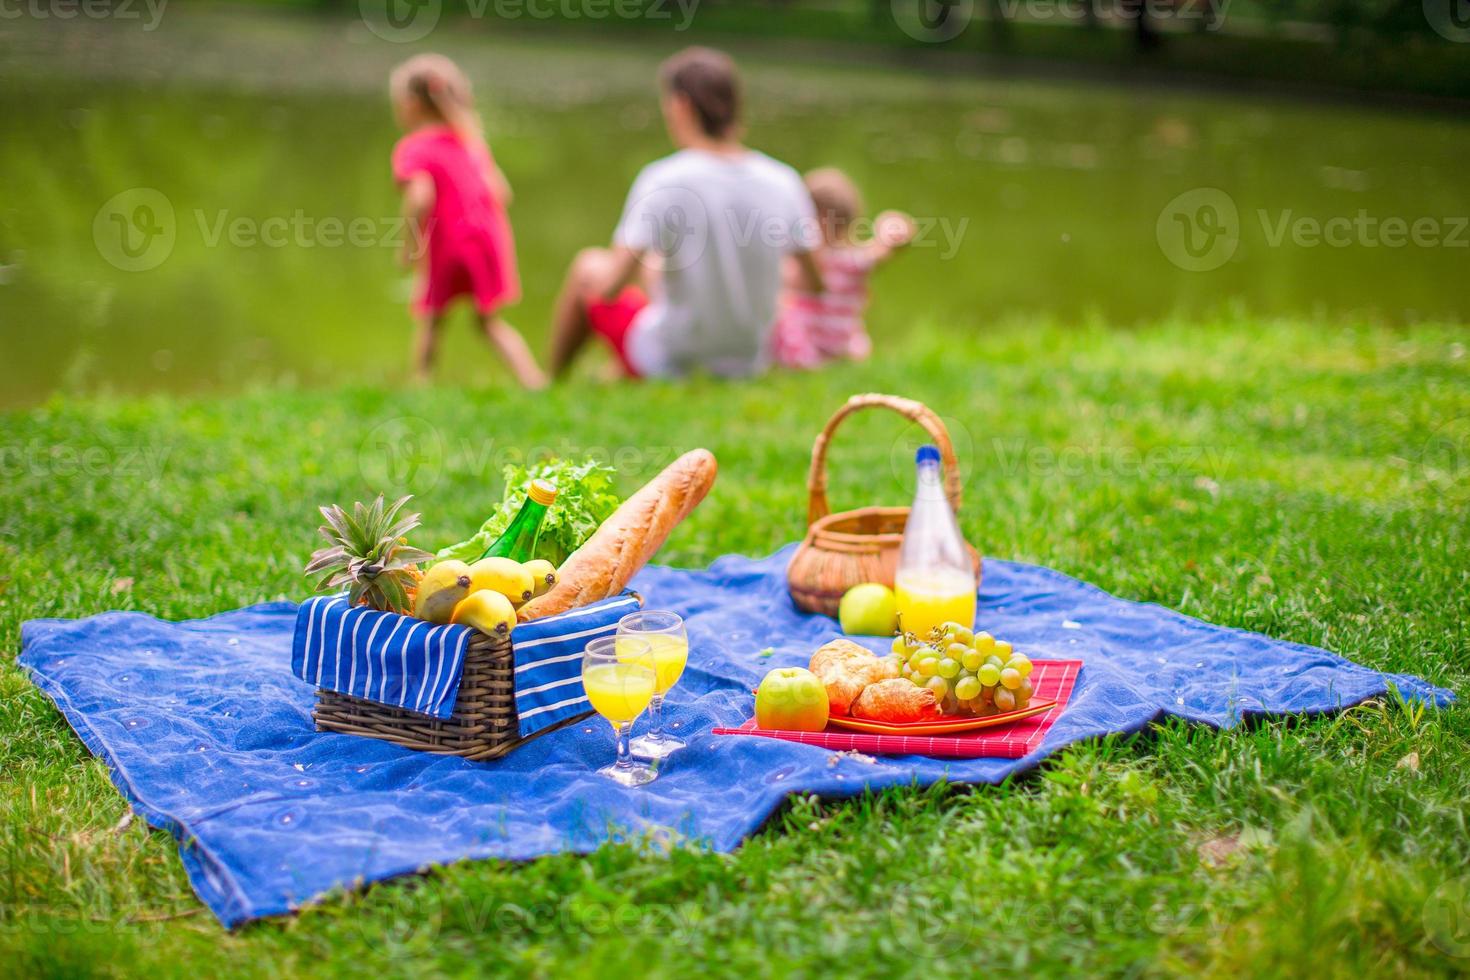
[754,667,830,732]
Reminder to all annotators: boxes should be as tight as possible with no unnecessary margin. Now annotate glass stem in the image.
[614,721,634,769]
[645,693,665,740]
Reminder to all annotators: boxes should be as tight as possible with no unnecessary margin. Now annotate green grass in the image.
[2,316,1468,976]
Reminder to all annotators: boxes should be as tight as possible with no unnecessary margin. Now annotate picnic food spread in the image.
[298,393,1054,767]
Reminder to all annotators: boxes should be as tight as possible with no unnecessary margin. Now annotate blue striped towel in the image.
[505,591,641,738]
[290,592,642,737]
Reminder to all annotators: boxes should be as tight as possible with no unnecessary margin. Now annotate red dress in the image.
[392,125,520,317]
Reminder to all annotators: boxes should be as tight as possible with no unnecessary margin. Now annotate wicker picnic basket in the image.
[787,393,980,617]
[313,628,585,762]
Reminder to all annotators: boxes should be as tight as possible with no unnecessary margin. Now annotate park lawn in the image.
[1,315,1467,977]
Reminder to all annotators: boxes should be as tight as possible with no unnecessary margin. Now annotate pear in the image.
[413,560,473,624]
[468,556,534,605]
[451,589,516,638]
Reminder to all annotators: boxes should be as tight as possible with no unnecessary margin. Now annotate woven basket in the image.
[787,393,980,617]
[313,630,588,761]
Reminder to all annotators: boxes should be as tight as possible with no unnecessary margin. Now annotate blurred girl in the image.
[390,54,546,388]
[772,167,915,370]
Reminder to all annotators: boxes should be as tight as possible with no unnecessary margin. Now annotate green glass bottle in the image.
[480,479,557,562]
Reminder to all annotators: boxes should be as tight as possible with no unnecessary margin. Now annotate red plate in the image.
[826,699,1059,736]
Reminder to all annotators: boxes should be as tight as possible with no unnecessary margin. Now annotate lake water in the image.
[3,12,1468,406]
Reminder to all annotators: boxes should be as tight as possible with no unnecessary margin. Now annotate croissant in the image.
[809,639,890,717]
[851,679,942,724]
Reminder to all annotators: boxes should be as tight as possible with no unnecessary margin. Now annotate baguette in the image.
[517,449,718,620]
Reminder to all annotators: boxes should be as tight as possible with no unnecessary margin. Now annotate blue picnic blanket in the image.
[17,545,1454,928]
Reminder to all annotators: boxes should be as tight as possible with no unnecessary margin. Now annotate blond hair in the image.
[390,53,483,142]
[804,167,865,244]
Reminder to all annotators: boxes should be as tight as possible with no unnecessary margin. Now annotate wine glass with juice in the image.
[581,636,658,786]
[615,610,689,759]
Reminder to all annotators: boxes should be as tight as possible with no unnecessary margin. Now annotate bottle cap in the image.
[915,445,941,466]
[527,480,557,506]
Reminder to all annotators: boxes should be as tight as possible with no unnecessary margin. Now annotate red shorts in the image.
[585,286,648,378]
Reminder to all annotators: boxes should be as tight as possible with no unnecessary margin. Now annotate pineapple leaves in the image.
[304,494,429,614]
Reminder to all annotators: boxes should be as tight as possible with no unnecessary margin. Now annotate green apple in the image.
[754,667,830,732]
[838,582,898,636]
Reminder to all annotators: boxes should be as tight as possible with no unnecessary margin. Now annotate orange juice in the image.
[582,663,655,725]
[894,569,977,641]
[615,634,688,694]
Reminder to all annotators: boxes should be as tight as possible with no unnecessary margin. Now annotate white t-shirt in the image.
[614,148,817,377]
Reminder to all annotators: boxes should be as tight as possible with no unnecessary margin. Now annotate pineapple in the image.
[304,495,435,615]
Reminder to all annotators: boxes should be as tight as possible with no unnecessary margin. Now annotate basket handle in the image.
[806,393,963,527]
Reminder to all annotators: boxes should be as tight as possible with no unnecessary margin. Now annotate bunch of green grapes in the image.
[889,623,1035,717]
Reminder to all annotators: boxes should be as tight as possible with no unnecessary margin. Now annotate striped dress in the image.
[772,246,876,369]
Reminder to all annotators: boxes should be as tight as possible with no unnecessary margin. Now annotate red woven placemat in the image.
[713,659,1083,758]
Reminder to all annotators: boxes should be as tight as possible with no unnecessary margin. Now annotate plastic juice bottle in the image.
[894,445,976,641]
[480,479,556,562]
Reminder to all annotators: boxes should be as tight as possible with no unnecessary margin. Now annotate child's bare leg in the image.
[548,247,622,378]
[481,314,548,390]
[413,313,445,384]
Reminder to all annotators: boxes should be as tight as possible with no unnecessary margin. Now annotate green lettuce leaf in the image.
[436,457,620,567]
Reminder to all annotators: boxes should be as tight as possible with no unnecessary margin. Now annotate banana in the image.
[468,556,535,605]
[451,589,516,638]
[413,560,474,624]
[522,559,557,598]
